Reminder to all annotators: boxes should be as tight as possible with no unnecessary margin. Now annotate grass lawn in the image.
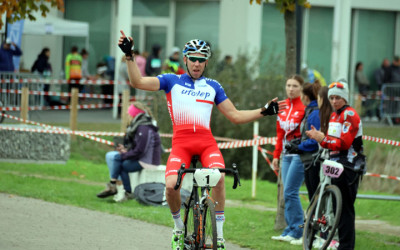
[0,123,399,249]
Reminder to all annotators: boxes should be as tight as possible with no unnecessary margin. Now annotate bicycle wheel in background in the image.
[303,185,342,250]
[201,198,217,250]
[0,99,4,123]
[183,195,200,250]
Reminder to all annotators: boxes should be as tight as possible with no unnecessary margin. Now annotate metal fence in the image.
[0,72,44,108]
[380,83,400,125]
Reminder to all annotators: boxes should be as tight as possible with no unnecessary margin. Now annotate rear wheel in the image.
[183,195,200,249]
[201,198,217,249]
[303,185,342,250]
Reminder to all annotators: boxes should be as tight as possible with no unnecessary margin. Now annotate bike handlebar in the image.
[173,163,241,190]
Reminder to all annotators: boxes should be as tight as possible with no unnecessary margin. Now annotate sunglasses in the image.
[329,82,344,89]
[187,55,208,63]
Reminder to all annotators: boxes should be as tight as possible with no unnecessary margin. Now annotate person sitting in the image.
[96,102,162,202]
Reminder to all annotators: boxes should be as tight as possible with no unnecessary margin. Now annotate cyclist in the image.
[118,30,283,250]
[306,79,365,250]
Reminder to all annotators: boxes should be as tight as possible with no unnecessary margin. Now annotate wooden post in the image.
[274,170,287,231]
[120,89,130,132]
[69,88,79,136]
[20,86,29,122]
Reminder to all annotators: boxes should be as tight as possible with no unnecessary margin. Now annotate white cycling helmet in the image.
[182,39,211,58]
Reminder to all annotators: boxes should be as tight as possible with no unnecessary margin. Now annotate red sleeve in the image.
[273,117,285,159]
[320,110,360,151]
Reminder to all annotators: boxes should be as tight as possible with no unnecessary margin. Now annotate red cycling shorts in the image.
[165,128,225,177]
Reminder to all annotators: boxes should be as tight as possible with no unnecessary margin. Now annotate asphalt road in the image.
[0,193,249,250]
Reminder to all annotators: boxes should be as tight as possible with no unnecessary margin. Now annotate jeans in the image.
[105,151,143,193]
[281,154,305,239]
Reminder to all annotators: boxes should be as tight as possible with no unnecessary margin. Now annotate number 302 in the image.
[325,166,339,175]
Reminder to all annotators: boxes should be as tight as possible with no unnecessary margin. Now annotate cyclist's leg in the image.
[165,148,192,228]
[200,144,225,242]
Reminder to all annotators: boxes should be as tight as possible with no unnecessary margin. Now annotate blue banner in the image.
[7,19,24,72]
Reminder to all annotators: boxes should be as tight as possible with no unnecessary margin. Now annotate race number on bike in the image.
[322,159,344,178]
[193,169,222,187]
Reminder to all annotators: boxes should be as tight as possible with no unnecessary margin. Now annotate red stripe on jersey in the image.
[196,99,214,105]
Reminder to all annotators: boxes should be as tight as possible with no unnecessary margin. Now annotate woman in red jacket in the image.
[271,75,306,242]
[306,80,364,250]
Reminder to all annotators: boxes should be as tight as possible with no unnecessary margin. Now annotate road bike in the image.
[303,154,364,250]
[174,156,241,250]
[303,158,343,250]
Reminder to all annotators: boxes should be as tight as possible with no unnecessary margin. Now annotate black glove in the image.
[119,37,134,57]
[261,101,279,116]
[285,141,303,154]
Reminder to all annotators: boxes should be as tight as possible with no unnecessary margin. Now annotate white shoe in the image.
[312,236,325,249]
[113,184,125,202]
[271,235,296,242]
[290,237,303,245]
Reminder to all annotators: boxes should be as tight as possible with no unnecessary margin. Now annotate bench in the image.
[129,165,193,194]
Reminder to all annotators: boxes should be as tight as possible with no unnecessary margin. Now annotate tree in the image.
[250,0,311,230]
[0,0,64,30]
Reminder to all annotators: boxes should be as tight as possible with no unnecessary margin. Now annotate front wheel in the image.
[303,185,342,250]
[183,195,200,250]
[201,198,217,249]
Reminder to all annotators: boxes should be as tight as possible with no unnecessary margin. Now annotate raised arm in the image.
[118,30,160,91]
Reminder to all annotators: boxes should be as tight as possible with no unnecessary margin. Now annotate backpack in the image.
[134,182,166,206]
[133,182,191,207]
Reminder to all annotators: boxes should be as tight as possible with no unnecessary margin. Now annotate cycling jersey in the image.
[157,73,228,176]
[273,96,305,159]
[320,105,363,167]
[157,73,228,132]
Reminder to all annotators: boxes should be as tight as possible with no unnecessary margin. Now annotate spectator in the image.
[65,46,83,96]
[0,38,22,72]
[162,47,184,74]
[133,50,148,101]
[31,47,52,105]
[354,62,370,95]
[301,63,327,86]
[271,75,306,243]
[145,44,162,76]
[355,61,377,121]
[389,55,400,83]
[80,49,91,80]
[289,82,322,246]
[97,102,162,202]
[133,50,147,77]
[217,55,233,73]
[374,58,391,89]
[306,79,365,250]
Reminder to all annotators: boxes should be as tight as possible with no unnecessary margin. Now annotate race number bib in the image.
[322,159,344,178]
[327,122,342,138]
[194,169,222,187]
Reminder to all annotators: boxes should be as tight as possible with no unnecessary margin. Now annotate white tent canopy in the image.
[1,14,89,47]
[23,15,89,37]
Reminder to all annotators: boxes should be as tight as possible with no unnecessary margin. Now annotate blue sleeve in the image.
[157,73,174,93]
[299,110,320,152]
[212,80,228,105]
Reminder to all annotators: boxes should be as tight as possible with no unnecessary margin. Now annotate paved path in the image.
[0,193,249,250]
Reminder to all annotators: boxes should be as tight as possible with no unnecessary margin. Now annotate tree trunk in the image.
[274,9,297,231]
[284,10,297,78]
[274,170,287,231]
